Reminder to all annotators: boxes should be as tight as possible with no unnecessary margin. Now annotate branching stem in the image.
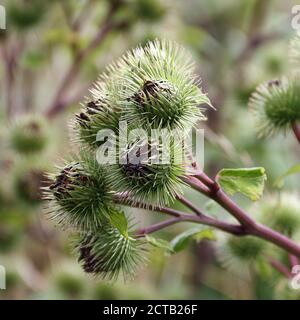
[46,3,121,118]
[115,197,248,236]
[190,171,300,257]
[117,167,300,257]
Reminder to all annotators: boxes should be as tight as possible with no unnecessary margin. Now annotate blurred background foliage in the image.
[0,0,300,300]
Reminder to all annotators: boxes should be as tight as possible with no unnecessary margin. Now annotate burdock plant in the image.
[45,155,114,231]
[249,77,300,138]
[74,84,121,148]
[106,138,186,207]
[46,39,300,281]
[75,223,147,280]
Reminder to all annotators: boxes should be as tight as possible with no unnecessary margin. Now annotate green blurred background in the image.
[0,0,300,300]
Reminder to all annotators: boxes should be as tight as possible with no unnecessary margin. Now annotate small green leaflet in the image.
[145,235,174,253]
[217,167,267,201]
[109,210,128,237]
[273,163,300,188]
[170,228,216,253]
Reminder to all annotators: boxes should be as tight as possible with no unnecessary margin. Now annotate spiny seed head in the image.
[49,162,87,201]
[217,235,266,276]
[10,115,48,154]
[131,80,175,107]
[74,83,121,148]
[227,236,266,261]
[45,156,113,231]
[75,225,147,280]
[106,139,186,207]
[102,39,212,131]
[249,77,300,137]
[259,193,300,236]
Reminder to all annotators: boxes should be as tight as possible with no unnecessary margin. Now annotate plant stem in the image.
[115,197,247,236]
[252,223,300,257]
[292,122,300,144]
[181,176,211,196]
[45,3,120,118]
[175,194,204,216]
[117,169,300,256]
[135,217,184,237]
[211,189,257,229]
[191,171,300,257]
[135,213,246,237]
[268,257,291,278]
[289,254,299,268]
[0,38,25,118]
[184,174,257,228]
[195,171,217,190]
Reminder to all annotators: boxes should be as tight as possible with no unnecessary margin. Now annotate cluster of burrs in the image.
[46,40,210,280]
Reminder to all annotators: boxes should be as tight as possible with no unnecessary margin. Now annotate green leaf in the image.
[145,235,174,253]
[170,227,216,253]
[109,210,128,237]
[217,167,267,201]
[273,163,300,188]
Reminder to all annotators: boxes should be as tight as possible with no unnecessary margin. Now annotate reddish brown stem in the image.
[117,172,300,256]
[289,254,300,268]
[135,213,247,237]
[268,257,291,278]
[135,217,184,237]
[175,194,204,216]
[181,176,211,196]
[292,122,300,144]
[115,196,247,236]
[190,171,300,257]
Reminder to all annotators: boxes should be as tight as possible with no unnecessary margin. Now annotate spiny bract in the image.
[75,224,147,280]
[249,77,300,137]
[106,138,186,207]
[45,155,113,231]
[74,82,121,148]
[217,235,266,277]
[94,40,211,131]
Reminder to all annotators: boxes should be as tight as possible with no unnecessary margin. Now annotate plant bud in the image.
[45,157,113,231]
[74,91,121,148]
[76,225,147,280]
[249,77,300,137]
[101,40,211,131]
[218,235,266,276]
[106,139,186,207]
[10,116,48,154]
